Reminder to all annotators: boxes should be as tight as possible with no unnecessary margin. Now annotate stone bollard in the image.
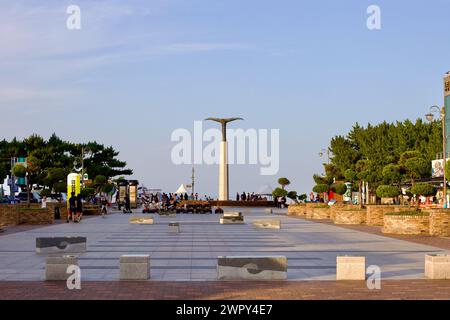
[45,255,78,281]
[425,254,450,279]
[217,256,287,280]
[120,255,150,280]
[168,222,180,233]
[36,237,87,254]
[336,256,366,280]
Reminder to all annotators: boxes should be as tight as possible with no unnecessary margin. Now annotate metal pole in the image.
[442,108,447,208]
[191,167,195,196]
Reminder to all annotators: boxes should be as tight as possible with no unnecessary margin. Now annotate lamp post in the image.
[425,105,447,208]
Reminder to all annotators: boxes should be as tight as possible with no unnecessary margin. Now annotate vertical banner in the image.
[67,173,81,206]
[344,182,352,202]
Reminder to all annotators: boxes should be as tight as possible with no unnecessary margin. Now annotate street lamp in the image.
[425,105,447,208]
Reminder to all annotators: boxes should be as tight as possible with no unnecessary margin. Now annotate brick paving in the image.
[0,280,449,300]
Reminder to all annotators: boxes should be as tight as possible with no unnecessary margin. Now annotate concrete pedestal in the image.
[168,222,180,233]
[253,219,281,229]
[425,254,450,279]
[120,255,150,280]
[36,237,86,254]
[45,255,78,281]
[336,256,366,280]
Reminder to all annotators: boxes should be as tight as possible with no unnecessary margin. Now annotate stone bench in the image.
[120,255,150,280]
[336,256,366,280]
[425,254,450,279]
[168,222,180,233]
[217,256,287,280]
[159,212,176,217]
[220,212,244,224]
[45,255,79,281]
[253,219,281,229]
[129,217,154,225]
[223,212,242,218]
[36,237,87,254]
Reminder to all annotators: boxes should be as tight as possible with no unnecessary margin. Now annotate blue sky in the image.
[1,0,449,197]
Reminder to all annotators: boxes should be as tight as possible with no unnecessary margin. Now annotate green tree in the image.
[312,184,329,193]
[272,187,288,198]
[287,191,298,203]
[410,183,436,207]
[331,183,347,195]
[277,177,290,190]
[376,185,400,198]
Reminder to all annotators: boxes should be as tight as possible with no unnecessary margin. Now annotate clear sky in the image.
[1,0,449,197]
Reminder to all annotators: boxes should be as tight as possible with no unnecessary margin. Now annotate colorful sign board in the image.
[67,173,81,197]
[432,159,445,178]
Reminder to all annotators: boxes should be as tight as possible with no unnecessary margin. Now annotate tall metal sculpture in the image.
[205,117,243,200]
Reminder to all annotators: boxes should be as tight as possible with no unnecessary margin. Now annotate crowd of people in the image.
[235,192,267,201]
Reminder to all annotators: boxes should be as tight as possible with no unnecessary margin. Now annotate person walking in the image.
[68,192,76,223]
[75,194,83,222]
[101,197,108,217]
[124,194,131,213]
[236,192,240,201]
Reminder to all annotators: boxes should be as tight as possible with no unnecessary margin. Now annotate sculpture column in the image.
[219,140,229,200]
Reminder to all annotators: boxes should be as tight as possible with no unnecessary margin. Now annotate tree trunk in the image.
[358,180,362,209]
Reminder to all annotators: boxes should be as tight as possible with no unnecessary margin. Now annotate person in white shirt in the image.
[41,196,47,209]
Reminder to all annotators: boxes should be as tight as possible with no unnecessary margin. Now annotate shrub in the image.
[278,177,291,189]
[53,181,66,193]
[272,187,288,198]
[376,185,400,198]
[410,183,436,197]
[312,184,329,193]
[40,189,52,197]
[287,191,297,200]
[12,164,27,177]
[331,183,347,195]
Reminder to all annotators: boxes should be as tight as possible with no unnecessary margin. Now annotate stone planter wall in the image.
[0,205,20,226]
[334,209,367,225]
[18,208,53,225]
[47,203,68,220]
[310,207,331,219]
[366,205,411,226]
[425,209,450,237]
[382,214,430,235]
[0,204,54,226]
[329,204,359,221]
[287,204,306,216]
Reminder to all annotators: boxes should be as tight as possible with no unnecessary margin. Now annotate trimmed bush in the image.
[331,183,347,195]
[410,183,436,197]
[312,184,329,193]
[376,185,400,198]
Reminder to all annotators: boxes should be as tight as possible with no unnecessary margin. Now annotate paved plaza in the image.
[0,208,448,282]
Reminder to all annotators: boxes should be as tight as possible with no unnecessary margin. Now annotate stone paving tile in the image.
[0,208,449,282]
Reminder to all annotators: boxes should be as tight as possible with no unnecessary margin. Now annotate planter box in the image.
[382,214,430,235]
[287,204,306,216]
[334,209,367,225]
[425,209,450,237]
[366,205,411,226]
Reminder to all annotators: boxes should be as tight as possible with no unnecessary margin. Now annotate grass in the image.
[311,204,330,209]
[385,211,429,217]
